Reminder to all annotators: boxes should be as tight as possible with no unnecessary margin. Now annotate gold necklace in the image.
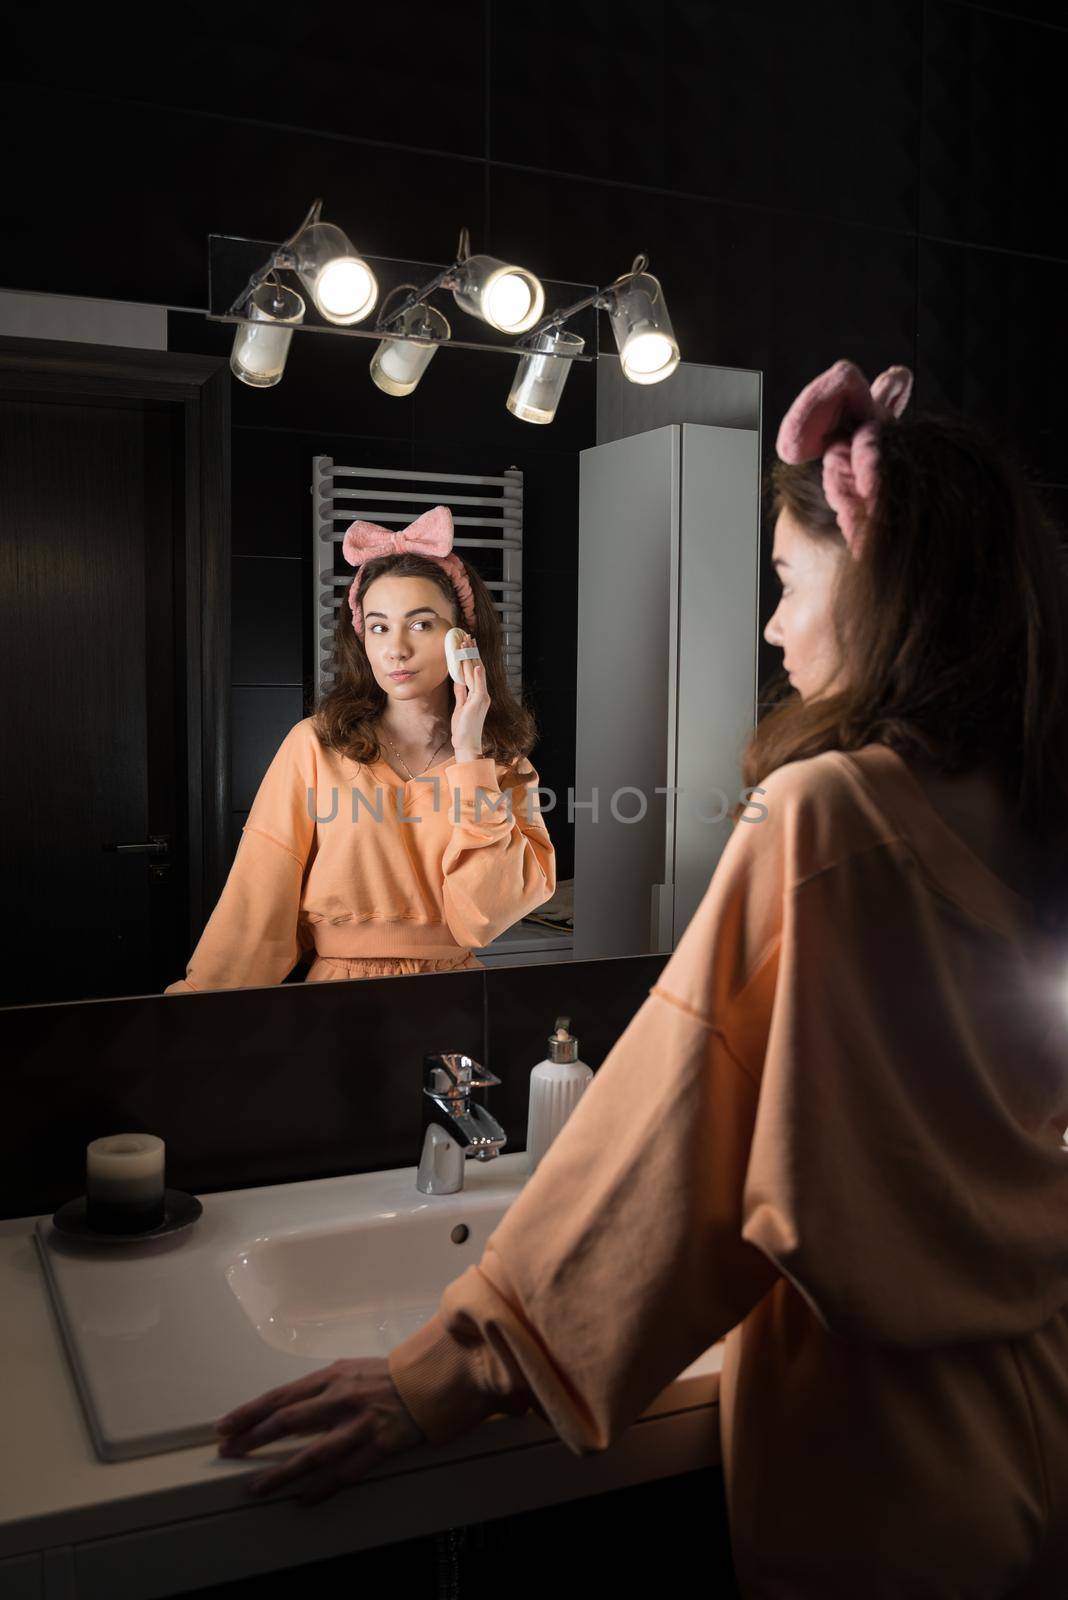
[379,724,451,780]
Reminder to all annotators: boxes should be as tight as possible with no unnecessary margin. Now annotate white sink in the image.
[35,1152,722,1463]
[225,1183,511,1360]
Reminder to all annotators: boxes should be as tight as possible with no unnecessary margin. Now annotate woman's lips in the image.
[389,670,416,680]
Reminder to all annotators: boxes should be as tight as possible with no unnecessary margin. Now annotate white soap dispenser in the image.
[526,1016,593,1176]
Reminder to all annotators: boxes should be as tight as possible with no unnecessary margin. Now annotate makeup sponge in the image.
[445,626,482,684]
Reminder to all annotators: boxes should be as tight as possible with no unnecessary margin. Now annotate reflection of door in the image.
[0,336,231,1007]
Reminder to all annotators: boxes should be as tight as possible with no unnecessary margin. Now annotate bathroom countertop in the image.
[0,1207,723,1563]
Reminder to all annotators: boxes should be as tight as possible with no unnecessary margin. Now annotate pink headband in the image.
[342,503,477,637]
[776,358,914,556]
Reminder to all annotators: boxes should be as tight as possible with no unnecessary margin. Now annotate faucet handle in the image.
[423,1051,500,1098]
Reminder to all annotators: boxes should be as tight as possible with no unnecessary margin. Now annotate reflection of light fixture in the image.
[229,278,305,388]
[605,263,679,384]
[507,326,585,424]
[370,294,451,396]
[217,217,679,421]
[450,234,545,334]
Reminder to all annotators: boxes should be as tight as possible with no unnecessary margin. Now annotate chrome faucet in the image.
[417,1052,506,1194]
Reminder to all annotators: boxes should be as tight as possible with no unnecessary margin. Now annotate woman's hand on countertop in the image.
[213,1357,426,1506]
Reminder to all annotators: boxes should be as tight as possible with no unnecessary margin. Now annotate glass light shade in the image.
[451,254,545,333]
[607,271,680,384]
[294,221,378,324]
[370,303,451,396]
[229,282,305,387]
[506,326,585,424]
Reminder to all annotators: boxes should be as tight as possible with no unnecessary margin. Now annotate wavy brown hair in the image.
[312,551,539,770]
[730,410,1068,938]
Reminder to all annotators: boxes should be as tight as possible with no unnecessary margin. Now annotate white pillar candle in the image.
[86,1133,165,1204]
[86,1133,167,1234]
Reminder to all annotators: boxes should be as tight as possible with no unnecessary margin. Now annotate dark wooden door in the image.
[0,338,230,1006]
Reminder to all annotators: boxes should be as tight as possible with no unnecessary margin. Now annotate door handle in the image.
[102,834,171,857]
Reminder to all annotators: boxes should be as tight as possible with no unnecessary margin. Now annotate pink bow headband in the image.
[776,358,914,555]
[342,503,476,636]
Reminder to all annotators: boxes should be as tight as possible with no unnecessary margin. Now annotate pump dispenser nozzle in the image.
[548,1016,579,1063]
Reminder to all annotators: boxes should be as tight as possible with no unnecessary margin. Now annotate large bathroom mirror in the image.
[0,311,763,1008]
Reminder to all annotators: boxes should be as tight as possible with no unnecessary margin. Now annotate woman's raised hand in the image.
[450,630,490,759]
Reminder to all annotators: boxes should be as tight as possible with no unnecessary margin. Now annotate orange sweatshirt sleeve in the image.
[164,723,317,994]
[439,756,557,949]
[388,766,796,1452]
[391,747,1068,1451]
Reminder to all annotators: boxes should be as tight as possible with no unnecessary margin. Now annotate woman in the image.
[165,504,555,992]
[211,361,1068,1598]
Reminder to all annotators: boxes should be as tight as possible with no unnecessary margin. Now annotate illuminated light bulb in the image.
[485,272,533,331]
[451,255,545,334]
[315,257,376,321]
[607,269,680,386]
[293,221,378,325]
[621,330,679,383]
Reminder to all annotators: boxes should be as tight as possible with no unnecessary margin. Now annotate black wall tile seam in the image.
[918,232,1068,267]
[940,0,1067,34]
[0,81,494,172]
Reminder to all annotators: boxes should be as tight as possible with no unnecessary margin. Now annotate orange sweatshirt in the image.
[386,743,1068,1593]
[165,718,556,993]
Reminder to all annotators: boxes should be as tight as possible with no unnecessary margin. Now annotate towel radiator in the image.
[312,459,524,700]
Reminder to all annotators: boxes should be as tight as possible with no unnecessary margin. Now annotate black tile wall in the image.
[232,557,304,685]
[232,686,304,809]
[922,3,1068,260]
[491,0,923,236]
[0,958,669,1222]
[914,238,1067,485]
[6,15,487,158]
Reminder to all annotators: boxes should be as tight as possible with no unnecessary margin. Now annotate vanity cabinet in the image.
[0,1407,724,1600]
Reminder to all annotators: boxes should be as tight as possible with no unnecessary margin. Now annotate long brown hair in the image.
[312,551,539,769]
[732,410,1068,937]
